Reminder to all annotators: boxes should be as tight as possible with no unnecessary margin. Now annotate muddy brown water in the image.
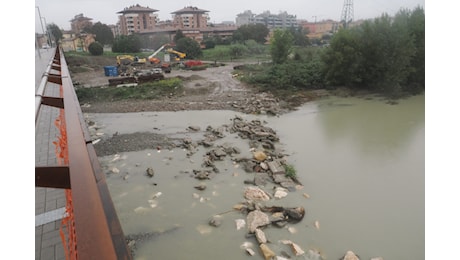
[90,94,424,260]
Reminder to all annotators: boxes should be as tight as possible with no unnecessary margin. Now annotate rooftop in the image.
[117,4,158,14]
[171,6,209,14]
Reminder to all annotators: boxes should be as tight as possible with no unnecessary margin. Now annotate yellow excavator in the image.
[116,55,147,66]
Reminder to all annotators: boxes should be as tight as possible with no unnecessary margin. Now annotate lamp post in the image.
[36,6,46,49]
[42,17,53,47]
[36,6,46,36]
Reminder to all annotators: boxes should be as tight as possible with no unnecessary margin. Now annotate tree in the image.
[288,26,310,46]
[88,42,103,55]
[233,24,269,44]
[47,23,63,43]
[175,37,202,59]
[270,29,293,64]
[404,6,425,93]
[174,30,185,43]
[112,34,141,53]
[202,37,216,49]
[83,22,114,46]
[321,7,424,97]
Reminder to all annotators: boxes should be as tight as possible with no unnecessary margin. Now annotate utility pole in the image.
[36,6,46,48]
[340,0,354,29]
[42,17,52,47]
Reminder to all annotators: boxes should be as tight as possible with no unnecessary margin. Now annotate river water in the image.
[92,94,424,260]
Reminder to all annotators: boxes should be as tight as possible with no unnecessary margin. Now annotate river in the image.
[91,94,424,260]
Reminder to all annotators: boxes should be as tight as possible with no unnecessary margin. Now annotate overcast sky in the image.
[34,0,425,33]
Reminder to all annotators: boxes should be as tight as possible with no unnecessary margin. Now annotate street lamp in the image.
[42,17,52,47]
[36,6,46,36]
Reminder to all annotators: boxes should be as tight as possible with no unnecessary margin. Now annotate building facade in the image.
[117,4,159,35]
[171,6,209,29]
[70,14,93,34]
[236,10,298,29]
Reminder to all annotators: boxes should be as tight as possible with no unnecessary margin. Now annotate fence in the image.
[35,46,132,260]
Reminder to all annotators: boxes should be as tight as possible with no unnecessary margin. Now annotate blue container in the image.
[104,66,118,77]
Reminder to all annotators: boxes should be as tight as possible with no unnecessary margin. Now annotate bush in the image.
[88,42,103,56]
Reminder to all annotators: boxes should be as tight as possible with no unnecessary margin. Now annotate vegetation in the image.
[112,34,142,53]
[75,78,183,102]
[236,6,424,99]
[270,29,294,64]
[47,23,63,43]
[284,164,297,178]
[233,24,269,44]
[202,43,270,62]
[175,37,202,59]
[88,42,103,56]
[83,22,114,46]
[322,7,424,97]
[174,30,186,43]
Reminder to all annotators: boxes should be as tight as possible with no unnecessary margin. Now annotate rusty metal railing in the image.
[35,45,132,260]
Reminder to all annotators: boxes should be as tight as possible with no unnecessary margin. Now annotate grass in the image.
[284,164,297,178]
[75,78,183,103]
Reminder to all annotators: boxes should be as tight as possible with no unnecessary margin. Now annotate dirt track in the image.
[70,59,279,113]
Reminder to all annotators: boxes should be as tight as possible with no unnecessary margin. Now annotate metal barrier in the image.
[35,46,132,260]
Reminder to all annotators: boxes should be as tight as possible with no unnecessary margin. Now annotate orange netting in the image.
[53,85,78,260]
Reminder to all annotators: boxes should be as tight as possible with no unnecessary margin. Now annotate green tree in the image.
[175,37,202,59]
[288,26,310,46]
[83,22,114,45]
[404,6,425,93]
[88,42,103,55]
[270,29,294,64]
[229,44,248,58]
[202,37,216,49]
[321,7,423,97]
[112,34,141,53]
[321,28,362,87]
[233,24,269,44]
[47,23,63,43]
[174,30,185,43]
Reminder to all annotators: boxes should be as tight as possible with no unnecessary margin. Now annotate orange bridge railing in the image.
[35,45,132,260]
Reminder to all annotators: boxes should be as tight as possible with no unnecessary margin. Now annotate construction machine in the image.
[148,44,169,64]
[165,48,186,61]
[116,55,146,66]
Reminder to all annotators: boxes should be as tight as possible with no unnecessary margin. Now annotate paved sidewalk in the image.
[35,47,66,260]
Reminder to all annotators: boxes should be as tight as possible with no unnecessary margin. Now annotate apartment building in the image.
[236,10,298,29]
[117,4,159,35]
[171,6,209,29]
[70,14,93,34]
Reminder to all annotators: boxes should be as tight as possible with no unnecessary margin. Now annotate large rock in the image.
[255,228,267,244]
[259,244,276,260]
[253,151,268,161]
[244,186,271,202]
[247,210,270,233]
[341,251,360,260]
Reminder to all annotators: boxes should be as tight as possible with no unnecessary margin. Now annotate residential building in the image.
[117,4,159,35]
[171,6,210,29]
[70,14,93,34]
[236,10,298,29]
[299,19,337,39]
[60,30,96,52]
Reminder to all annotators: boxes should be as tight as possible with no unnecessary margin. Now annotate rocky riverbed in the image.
[73,58,375,260]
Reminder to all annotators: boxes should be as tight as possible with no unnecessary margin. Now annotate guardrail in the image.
[35,46,132,260]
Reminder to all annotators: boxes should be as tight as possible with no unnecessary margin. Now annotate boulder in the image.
[244,186,271,202]
[259,244,276,260]
[341,251,360,260]
[255,228,267,244]
[247,210,270,233]
[253,151,267,161]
